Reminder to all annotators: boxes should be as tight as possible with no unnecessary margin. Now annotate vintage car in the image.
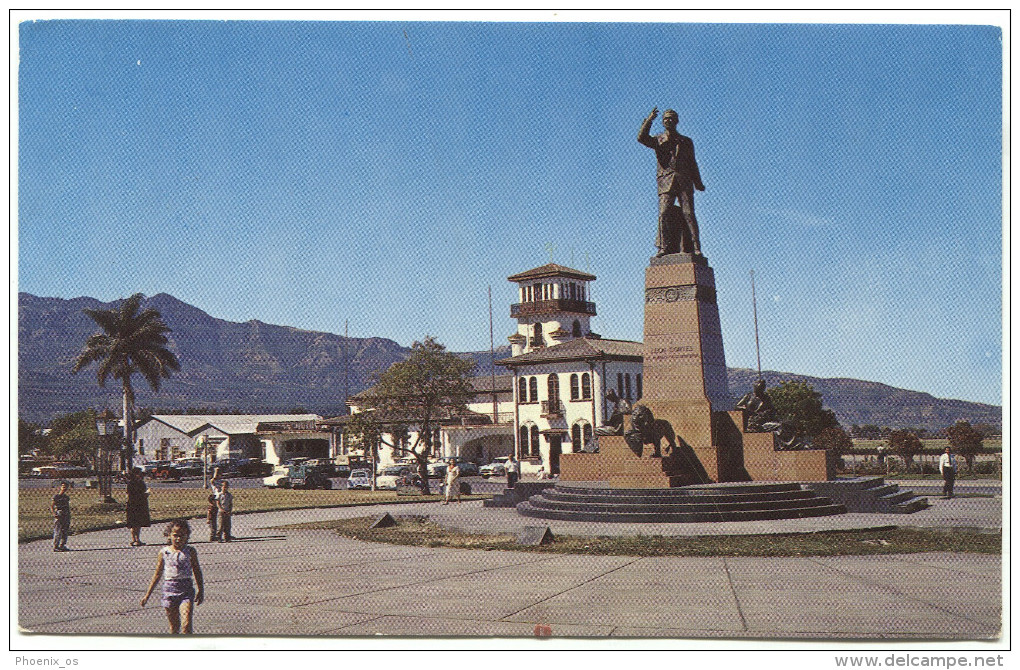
[346,469,372,490]
[375,466,411,491]
[289,463,333,490]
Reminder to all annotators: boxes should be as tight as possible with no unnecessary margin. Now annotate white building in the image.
[331,375,516,470]
[334,263,644,476]
[497,263,643,475]
[133,414,327,464]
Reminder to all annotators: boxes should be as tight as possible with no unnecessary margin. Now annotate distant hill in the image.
[17,292,1001,432]
[726,368,1001,434]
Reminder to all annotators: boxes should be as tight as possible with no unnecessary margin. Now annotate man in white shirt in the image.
[939,446,958,499]
[505,457,519,489]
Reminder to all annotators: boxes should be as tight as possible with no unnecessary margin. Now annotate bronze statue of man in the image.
[638,107,705,257]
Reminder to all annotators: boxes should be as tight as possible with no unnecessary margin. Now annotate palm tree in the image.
[72,293,180,468]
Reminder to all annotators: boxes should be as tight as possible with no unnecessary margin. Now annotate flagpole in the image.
[751,270,762,381]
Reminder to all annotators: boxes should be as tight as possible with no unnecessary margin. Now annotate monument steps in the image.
[802,477,930,514]
[540,488,819,505]
[516,481,847,523]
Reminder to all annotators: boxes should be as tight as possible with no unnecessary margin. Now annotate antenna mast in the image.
[488,286,497,423]
[751,270,762,381]
[343,320,350,415]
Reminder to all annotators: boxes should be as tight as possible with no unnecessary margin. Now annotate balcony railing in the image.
[510,299,596,318]
[540,399,563,418]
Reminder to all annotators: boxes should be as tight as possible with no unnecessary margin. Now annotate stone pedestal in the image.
[640,253,735,481]
[557,252,834,487]
[559,435,707,488]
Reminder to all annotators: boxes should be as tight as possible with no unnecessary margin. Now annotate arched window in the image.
[518,377,528,403]
[529,377,538,403]
[569,374,580,401]
[572,319,582,337]
[547,374,559,404]
[583,423,593,447]
[529,425,540,457]
[625,374,632,400]
[636,374,643,400]
[519,425,529,454]
[581,373,592,399]
[534,322,543,347]
[571,424,582,453]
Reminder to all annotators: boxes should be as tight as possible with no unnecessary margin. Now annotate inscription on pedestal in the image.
[645,285,716,304]
[646,344,698,364]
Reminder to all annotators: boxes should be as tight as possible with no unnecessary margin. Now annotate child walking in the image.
[206,493,218,542]
[217,480,234,542]
[141,519,204,634]
[51,481,71,552]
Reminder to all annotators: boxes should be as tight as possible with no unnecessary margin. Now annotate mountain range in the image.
[17,292,1002,432]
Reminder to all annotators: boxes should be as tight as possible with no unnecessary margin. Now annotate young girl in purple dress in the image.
[140,519,204,634]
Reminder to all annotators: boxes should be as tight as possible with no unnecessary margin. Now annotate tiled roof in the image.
[350,374,513,402]
[145,414,322,435]
[495,338,642,367]
[467,374,515,393]
[507,263,596,282]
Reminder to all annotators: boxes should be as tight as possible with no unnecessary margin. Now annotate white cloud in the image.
[758,207,834,228]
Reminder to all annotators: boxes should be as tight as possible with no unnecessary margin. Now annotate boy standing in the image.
[51,481,71,552]
[217,481,234,542]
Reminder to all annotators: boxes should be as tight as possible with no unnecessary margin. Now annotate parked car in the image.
[172,458,204,477]
[305,458,338,477]
[142,461,171,478]
[480,457,511,478]
[212,459,241,476]
[376,466,411,491]
[346,469,371,490]
[427,462,447,479]
[335,464,352,479]
[263,464,294,488]
[238,458,272,477]
[154,465,182,481]
[456,462,479,477]
[289,463,333,490]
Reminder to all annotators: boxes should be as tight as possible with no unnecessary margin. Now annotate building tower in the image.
[506,264,598,356]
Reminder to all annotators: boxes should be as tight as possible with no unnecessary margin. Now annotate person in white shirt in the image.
[505,457,519,489]
[939,446,958,499]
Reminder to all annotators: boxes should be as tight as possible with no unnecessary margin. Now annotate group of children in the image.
[205,471,234,542]
[48,471,235,634]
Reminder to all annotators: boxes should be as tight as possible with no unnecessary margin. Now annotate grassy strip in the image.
[17,486,489,543]
[282,516,1002,557]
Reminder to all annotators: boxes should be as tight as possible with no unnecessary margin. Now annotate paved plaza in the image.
[17,488,1002,641]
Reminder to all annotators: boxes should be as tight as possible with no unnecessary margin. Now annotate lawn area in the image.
[283,515,1002,557]
[17,485,488,543]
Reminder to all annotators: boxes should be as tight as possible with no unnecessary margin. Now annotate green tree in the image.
[768,380,840,441]
[813,426,853,455]
[71,293,180,467]
[945,420,984,471]
[887,429,923,470]
[18,418,46,456]
[348,336,476,495]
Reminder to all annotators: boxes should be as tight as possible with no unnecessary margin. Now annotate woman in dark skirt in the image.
[126,467,151,546]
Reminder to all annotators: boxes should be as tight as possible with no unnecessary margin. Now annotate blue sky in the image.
[17,18,1003,405]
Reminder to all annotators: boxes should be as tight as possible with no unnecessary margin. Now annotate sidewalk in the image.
[17,495,1002,642]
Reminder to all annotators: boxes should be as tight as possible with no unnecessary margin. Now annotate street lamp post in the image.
[95,410,118,504]
[197,435,209,489]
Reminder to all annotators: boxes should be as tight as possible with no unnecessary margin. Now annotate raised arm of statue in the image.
[637,107,658,149]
